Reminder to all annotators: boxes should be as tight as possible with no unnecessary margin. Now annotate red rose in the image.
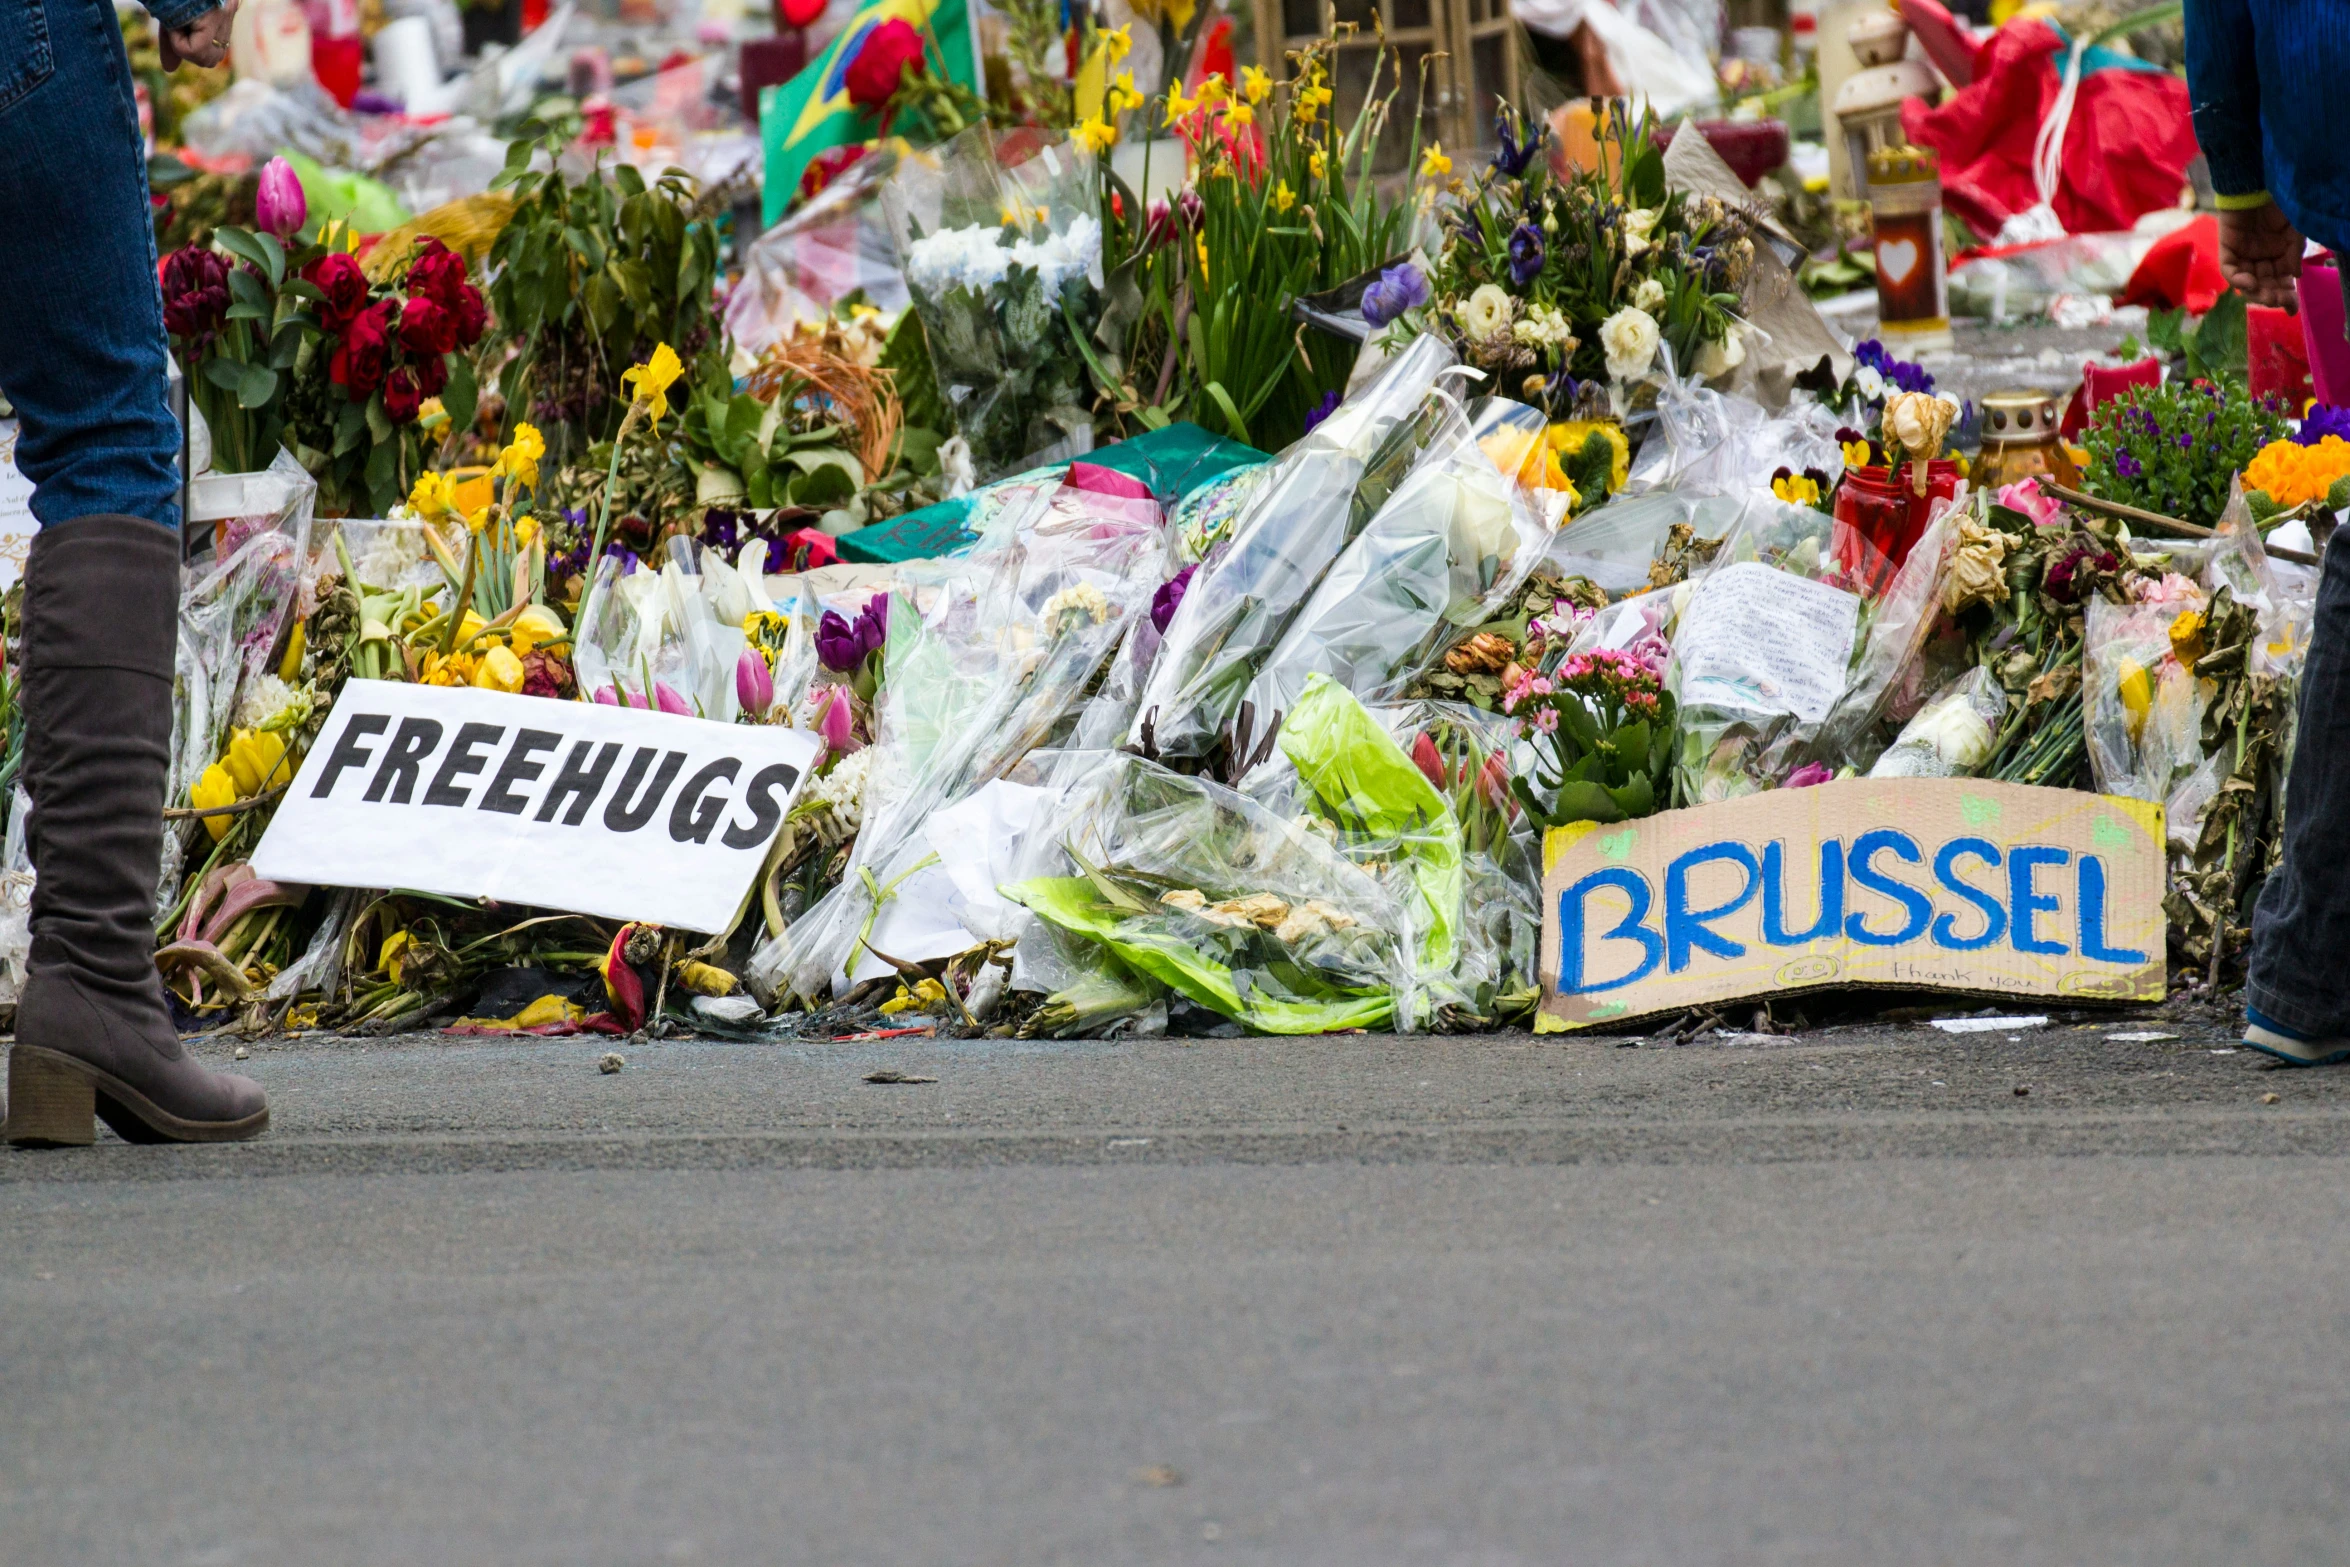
[328,301,392,401]
[399,295,457,356]
[449,283,489,347]
[301,251,370,329]
[381,366,423,425]
[414,352,449,398]
[403,239,469,308]
[844,18,924,110]
[798,142,868,202]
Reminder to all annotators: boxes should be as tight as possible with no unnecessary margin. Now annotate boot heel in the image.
[3,1047,96,1147]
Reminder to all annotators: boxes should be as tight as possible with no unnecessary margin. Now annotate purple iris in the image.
[2113,449,2144,479]
[1301,389,1342,435]
[1508,222,1545,287]
[1150,564,1197,635]
[1360,262,1430,328]
[816,593,888,673]
[2297,404,2350,445]
[1490,112,1544,178]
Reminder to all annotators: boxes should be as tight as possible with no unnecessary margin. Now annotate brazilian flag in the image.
[760,0,983,228]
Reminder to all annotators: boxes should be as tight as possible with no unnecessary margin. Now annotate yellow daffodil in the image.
[1421,143,1452,179]
[1196,72,1228,105]
[1108,70,1142,115]
[513,513,541,547]
[1241,65,1271,103]
[508,604,567,655]
[620,342,684,429]
[464,504,494,535]
[1294,78,1332,125]
[1162,85,1199,127]
[473,644,526,693]
[1100,23,1131,63]
[408,470,454,519]
[494,421,545,491]
[1308,146,1327,180]
[1220,100,1253,133]
[379,930,410,983]
[224,729,290,797]
[1271,179,1296,213]
[190,763,237,841]
[1073,116,1117,154]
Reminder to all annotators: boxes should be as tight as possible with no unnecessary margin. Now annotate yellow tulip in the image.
[2168,609,2206,666]
[191,763,237,842]
[473,644,526,693]
[379,930,410,984]
[224,729,289,797]
[620,343,685,429]
[2117,658,2152,744]
[457,610,487,645]
[508,604,567,655]
[277,621,307,682]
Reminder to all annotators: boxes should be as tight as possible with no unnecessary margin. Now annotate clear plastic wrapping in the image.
[1127,333,1457,762]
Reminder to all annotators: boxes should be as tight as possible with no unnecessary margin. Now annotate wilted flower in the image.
[1491,111,1544,177]
[1300,389,1341,435]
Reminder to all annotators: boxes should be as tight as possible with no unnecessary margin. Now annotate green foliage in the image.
[2082,376,2286,526]
[488,125,723,464]
[2147,288,2249,384]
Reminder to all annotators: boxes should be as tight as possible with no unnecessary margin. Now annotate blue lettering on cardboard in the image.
[1931,838,2007,951]
[2008,845,2070,955]
[1665,842,1761,972]
[2076,854,2147,964]
[1762,839,1843,945]
[1844,829,1933,946]
[1557,868,1664,994]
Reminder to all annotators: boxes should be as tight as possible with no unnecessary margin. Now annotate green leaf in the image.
[745,465,773,509]
[224,302,270,323]
[614,163,647,197]
[1201,381,1251,447]
[442,354,479,434]
[214,227,273,276]
[202,357,248,393]
[2189,288,2248,384]
[364,395,393,445]
[255,232,286,288]
[1551,780,1627,825]
[235,362,279,410]
[226,267,270,311]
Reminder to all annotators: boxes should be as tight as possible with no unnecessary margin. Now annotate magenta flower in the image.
[653,681,692,716]
[816,593,888,673]
[1785,762,1834,788]
[736,648,773,716]
[816,687,860,756]
[255,157,307,239]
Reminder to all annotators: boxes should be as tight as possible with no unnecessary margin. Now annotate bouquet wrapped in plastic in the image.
[1005,753,1411,1035]
[1244,398,1564,724]
[1128,332,1456,764]
[883,127,1103,481]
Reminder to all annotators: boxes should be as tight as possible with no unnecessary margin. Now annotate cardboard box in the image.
[1537,779,2165,1031]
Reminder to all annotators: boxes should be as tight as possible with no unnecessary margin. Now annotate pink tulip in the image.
[255,157,307,239]
[736,648,773,716]
[1785,762,1834,789]
[654,681,692,716]
[817,686,860,756]
[593,684,621,706]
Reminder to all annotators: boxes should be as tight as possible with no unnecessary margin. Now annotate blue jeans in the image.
[0,0,185,533]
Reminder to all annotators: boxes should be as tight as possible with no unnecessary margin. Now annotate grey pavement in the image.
[5,1007,2350,1565]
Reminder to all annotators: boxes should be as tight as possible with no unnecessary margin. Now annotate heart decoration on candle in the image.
[1877,238,1920,287]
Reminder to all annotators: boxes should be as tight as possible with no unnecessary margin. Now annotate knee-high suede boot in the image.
[2,516,267,1146]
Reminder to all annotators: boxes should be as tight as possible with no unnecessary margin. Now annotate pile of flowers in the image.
[2082,379,2287,526]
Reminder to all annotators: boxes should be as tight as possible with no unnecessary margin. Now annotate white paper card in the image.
[253,680,818,932]
[1674,561,1860,722]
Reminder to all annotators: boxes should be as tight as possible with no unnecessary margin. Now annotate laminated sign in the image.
[1537,779,2164,1030]
[253,681,819,932]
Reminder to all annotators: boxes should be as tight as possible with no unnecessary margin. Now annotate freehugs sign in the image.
[254,681,819,932]
[1537,779,2165,1030]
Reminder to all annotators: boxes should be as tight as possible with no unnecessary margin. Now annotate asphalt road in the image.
[6,1004,2349,1565]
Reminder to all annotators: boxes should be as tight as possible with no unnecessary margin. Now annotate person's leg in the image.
[0,0,263,1143]
[2245,529,2350,1064]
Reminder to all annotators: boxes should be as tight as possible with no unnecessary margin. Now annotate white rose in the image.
[1599,305,1661,381]
[1693,321,1747,381]
[1621,208,1659,258]
[1632,277,1666,313]
[1461,283,1515,340]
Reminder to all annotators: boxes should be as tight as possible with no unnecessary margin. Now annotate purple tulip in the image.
[1150,564,1197,635]
[736,648,773,716]
[654,681,692,716]
[255,157,307,240]
[815,593,889,673]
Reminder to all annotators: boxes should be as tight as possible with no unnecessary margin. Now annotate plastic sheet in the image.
[1867,666,2005,779]
[1004,754,1410,1034]
[1623,362,1845,498]
[726,149,911,357]
[2083,594,2209,804]
[1537,488,1756,599]
[1127,333,1456,762]
[1245,398,1565,724]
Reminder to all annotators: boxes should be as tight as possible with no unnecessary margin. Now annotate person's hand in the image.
[159,0,238,71]
[2216,199,2304,309]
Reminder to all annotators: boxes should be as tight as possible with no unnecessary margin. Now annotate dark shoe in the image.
[0,515,266,1147]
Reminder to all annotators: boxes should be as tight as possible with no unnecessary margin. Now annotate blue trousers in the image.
[0,0,183,533]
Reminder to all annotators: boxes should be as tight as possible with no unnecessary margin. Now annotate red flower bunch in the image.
[844,18,924,110]
[314,238,489,421]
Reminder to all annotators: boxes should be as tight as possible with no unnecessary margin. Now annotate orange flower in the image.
[2244,435,2350,507]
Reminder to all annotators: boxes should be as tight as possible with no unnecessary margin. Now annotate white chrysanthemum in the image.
[236,674,312,733]
[905,224,1013,296]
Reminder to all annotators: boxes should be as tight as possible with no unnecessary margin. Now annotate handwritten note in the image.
[1673,561,1859,722]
